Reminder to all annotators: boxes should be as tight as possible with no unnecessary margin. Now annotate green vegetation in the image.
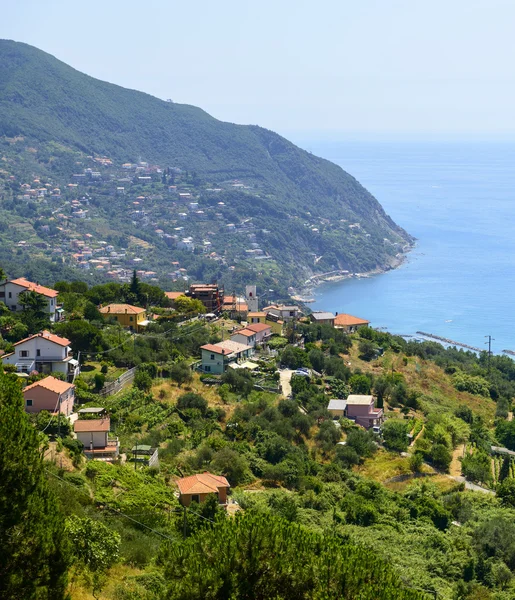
[0,40,412,290]
[3,276,515,598]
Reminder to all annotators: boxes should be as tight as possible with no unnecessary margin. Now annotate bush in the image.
[177,392,208,415]
[382,420,409,452]
[134,371,152,392]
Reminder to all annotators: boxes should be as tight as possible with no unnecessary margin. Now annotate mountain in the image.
[0,40,413,292]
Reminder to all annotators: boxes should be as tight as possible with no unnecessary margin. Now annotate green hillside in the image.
[0,40,413,289]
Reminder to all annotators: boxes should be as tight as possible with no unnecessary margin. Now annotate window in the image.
[191,494,200,504]
[10,305,16,311]
[130,316,133,322]
[0,292,4,298]
[210,354,215,360]
[8,292,12,298]
[36,349,41,357]
[205,366,211,372]
[20,350,28,357]
[26,399,33,407]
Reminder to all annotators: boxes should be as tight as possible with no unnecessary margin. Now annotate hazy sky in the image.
[2,0,515,139]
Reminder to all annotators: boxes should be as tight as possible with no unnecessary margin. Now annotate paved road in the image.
[279,369,294,397]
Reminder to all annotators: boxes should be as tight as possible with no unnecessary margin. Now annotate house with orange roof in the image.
[0,277,60,322]
[164,291,186,308]
[1,330,79,380]
[333,313,370,333]
[23,376,75,415]
[200,340,253,374]
[230,328,257,348]
[99,303,148,332]
[247,311,283,335]
[221,295,248,318]
[176,472,230,506]
[74,417,119,461]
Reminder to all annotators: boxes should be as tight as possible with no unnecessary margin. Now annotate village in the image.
[0,138,405,295]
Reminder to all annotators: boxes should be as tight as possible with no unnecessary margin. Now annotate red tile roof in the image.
[231,328,255,338]
[201,343,233,355]
[23,376,74,395]
[246,322,271,333]
[176,472,230,495]
[334,313,370,327]
[14,330,71,347]
[99,304,146,315]
[74,418,110,433]
[164,292,186,300]
[9,278,59,298]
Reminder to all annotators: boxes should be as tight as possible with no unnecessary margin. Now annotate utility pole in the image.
[485,335,494,373]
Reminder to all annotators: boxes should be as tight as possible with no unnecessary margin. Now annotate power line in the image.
[46,469,178,541]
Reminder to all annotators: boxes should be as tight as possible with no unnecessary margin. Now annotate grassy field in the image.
[347,345,497,423]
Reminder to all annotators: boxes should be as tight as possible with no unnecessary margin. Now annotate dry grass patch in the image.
[355,449,411,482]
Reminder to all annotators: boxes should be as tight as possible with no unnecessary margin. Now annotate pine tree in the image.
[0,368,70,599]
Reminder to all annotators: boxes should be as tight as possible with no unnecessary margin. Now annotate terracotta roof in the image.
[99,304,145,315]
[201,343,233,355]
[74,418,110,432]
[246,322,271,333]
[14,330,71,347]
[8,278,59,298]
[334,313,370,327]
[176,472,230,495]
[231,328,255,338]
[23,376,74,395]
[164,292,186,300]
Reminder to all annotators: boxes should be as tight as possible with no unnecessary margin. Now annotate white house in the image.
[0,278,60,322]
[200,340,253,374]
[264,304,301,322]
[230,328,257,348]
[74,417,119,461]
[1,330,80,381]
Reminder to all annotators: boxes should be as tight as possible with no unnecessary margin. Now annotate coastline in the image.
[291,242,415,303]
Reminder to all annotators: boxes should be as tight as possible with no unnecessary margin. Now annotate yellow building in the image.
[247,311,283,335]
[99,304,148,332]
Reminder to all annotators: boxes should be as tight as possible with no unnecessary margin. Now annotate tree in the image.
[496,421,515,451]
[308,348,325,373]
[461,451,492,485]
[211,447,249,486]
[409,452,424,473]
[497,478,515,508]
[177,392,208,415]
[345,429,377,460]
[134,370,152,392]
[348,373,371,394]
[129,269,141,302]
[382,420,409,452]
[161,513,426,599]
[174,296,206,315]
[0,368,70,599]
[170,361,193,387]
[84,301,102,322]
[54,320,105,354]
[18,290,50,333]
[358,339,377,361]
[65,516,120,596]
[430,444,452,471]
[221,369,253,398]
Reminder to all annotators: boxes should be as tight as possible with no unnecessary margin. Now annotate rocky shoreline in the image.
[290,244,414,303]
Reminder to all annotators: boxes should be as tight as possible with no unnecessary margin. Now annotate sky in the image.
[2,0,515,140]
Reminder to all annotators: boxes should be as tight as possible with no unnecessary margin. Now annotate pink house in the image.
[246,322,272,344]
[345,395,383,429]
[23,376,75,416]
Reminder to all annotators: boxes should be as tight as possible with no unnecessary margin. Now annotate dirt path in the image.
[449,443,465,477]
[279,369,294,397]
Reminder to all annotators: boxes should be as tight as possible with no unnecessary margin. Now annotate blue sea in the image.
[298,140,515,355]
